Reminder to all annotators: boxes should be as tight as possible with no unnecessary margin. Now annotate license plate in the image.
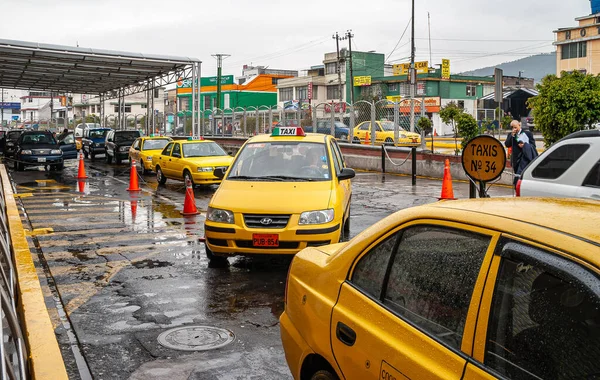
[252,234,279,247]
[37,157,46,162]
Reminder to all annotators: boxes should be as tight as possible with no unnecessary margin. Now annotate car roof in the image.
[178,139,216,144]
[246,132,328,144]
[557,129,600,142]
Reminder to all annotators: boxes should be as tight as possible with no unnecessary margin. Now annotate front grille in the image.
[207,238,228,247]
[33,149,50,155]
[236,240,299,249]
[306,240,331,247]
[243,214,290,229]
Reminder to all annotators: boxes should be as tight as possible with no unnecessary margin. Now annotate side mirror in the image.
[228,151,233,156]
[213,167,225,179]
[135,147,141,151]
[107,138,113,142]
[338,168,355,181]
[58,141,65,145]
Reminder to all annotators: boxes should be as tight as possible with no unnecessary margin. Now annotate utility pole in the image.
[333,32,344,103]
[346,30,355,104]
[212,54,230,134]
[1,88,4,128]
[410,0,417,186]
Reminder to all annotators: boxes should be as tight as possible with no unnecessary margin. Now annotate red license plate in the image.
[252,234,279,247]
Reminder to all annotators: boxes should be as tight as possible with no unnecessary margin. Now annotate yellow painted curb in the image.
[14,193,33,198]
[1,166,68,379]
[25,228,54,237]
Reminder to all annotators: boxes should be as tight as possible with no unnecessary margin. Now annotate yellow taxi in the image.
[152,138,233,186]
[204,126,355,263]
[353,120,421,146]
[128,136,172,174]
[280,198,600,380]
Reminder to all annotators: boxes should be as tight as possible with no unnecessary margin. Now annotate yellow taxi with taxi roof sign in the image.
[204,126,355,262]
[279,198,600,380]
[152,138,233,186]
[128,136,172,174]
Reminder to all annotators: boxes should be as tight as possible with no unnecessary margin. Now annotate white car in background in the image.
[517,130,600,199]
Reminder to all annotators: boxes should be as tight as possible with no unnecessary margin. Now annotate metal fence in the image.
[170,100,428,146]
[0,169,28,379]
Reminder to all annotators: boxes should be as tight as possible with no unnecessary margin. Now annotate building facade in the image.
[554,2,600,75]
[71,89,165,123]
[1,88,26,127]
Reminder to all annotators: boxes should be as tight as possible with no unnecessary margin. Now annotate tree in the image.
[527,71,600,145]
[456,113,479,150]
[439,102,463,154]
[417,116,432,136]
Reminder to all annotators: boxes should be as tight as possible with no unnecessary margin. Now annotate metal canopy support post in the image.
[393,102,399,145]
[370,102,376,145]
[146,86,150,135]
[330,106,336,137]
[197,62,202,137]
[191,63,196,137]
[100,94,104,128]
[151,79,155,134]
[117,91,121,131]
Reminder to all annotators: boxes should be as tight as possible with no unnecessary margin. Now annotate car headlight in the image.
[399,133,407,138]
[50,149,62,154]
[299,209,334,225]
[119,146,129,152]
[207,207,234,224]
[146,156,153,161]
[21,149,32,155]
[197,167,214,172]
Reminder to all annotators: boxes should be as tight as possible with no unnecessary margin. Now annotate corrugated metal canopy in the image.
[479,88,538,101]
[0,39,200,94]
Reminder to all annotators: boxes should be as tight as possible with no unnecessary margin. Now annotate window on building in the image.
[154,89,160,98]
[325,62,338,75]
[296,86,308,100]
[204,96,212,110]
[399,83,410,96]
[113,105,132,113]
[466,84,477,97]
[141,104,147,109]
[327,85,343,100]
[388,83,399,92]
[561,41,587,60]
[457,100,465,109]
[272,78,278,85]
[279,87,293,101]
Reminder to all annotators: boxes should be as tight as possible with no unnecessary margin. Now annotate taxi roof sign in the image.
[271,126,305,137]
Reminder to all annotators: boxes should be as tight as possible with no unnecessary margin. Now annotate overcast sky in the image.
[0,0,591,77]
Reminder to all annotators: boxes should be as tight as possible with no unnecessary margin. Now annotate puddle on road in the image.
[132,259,174,269]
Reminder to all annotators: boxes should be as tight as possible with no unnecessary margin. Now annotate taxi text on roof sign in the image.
[271,127,306,137]
[461,135,506,183]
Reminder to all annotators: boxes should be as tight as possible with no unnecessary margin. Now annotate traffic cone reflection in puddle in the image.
[77,180,86,194]
[77,151,88,179]
[181,178,199,216]
[127,159,141,192]
[439,159,456,200]
[131,200,138,220]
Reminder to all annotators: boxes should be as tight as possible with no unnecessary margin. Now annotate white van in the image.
[74,123,101,139]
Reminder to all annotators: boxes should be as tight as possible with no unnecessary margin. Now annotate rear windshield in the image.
[142,139,170,151]
[115,132,140,142]
[89,130,109,139]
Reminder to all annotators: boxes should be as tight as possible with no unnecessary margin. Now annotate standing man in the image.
[505,120,536,180]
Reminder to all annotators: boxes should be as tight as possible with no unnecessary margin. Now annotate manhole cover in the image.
[157,326,235,351]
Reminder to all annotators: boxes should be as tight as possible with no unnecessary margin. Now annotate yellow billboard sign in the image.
[386,95,402,102]
[392,61,429,76]
[354,76,372,86]
[442,59,451,79]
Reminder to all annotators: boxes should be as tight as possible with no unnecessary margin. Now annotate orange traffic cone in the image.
[76,152,88,179]
[363,131,370,145]
[181,178,199,216]
[434,129,438,137]
[439,159,456,200]
[127,159,141,192]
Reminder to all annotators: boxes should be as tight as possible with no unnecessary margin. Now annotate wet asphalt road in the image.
[8,156,513,380]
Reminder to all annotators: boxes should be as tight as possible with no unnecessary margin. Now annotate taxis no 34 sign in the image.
[461,135,506,183]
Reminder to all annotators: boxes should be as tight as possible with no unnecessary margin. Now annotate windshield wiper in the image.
[262,175,314,182]
[227,175,270,181]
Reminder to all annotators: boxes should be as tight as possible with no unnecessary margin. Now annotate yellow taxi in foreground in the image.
[204,126,355,263]
[353,120,421,146]
[280,198,600,380]
[129,136,172,174]
[152,138,233,186]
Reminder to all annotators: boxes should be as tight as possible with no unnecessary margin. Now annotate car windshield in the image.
[21,133,56,145]
[89,130,109,139]
[7,131,22,140]
[380,121,407,132]
[228,142,330,181]
[182,142,227,157]
[142,139,170,151]
[115,132,139,142]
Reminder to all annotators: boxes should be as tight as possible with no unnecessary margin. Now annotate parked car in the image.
[517,129,600,199]
[303,121,351,141]
[74,123,101,139]
[82,128,111,160]
[57,132,78,160]
[128,136,172,174]
[153,138,233,187]
[353,121,421,146]
[105,130,141,164]
[4,129,25,158]
[280,198,600,380]
[13,131,63,171]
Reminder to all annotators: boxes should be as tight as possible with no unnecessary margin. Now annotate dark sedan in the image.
[4,129,25,158]
[14,131,63,171]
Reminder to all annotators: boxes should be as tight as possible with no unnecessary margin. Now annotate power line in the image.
[386,18,412,63]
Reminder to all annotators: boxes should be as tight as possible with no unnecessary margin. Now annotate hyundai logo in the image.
[260,218,273,225]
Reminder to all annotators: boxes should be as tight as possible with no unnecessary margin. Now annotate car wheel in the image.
[205,244,229,267]
[311,370,338,380]
[352,136,360,144]
[384,137,394,145]
[156,167,167,185]
[56,163,64,170]
[17,162,24,172]
[13,160,18,171]
[343,213,350,234]
[183,170,195,187]
[339,134,348,141]
[105,151,112,164]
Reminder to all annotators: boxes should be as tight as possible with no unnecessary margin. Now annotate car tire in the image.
[384,137,394,145]
[156,167,167,185]
[339,134,348,141]
[13,160,18,171]
[17,162,24,172]
[56,163,64,170]
[352,137,360,144]
[311,370,339,380]
[183,170,195,187]
[205,244,229,267]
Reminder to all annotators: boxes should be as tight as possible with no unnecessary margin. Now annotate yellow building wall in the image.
[555,24,600,75]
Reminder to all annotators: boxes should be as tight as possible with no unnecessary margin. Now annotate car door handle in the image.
[336,321,356,347]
